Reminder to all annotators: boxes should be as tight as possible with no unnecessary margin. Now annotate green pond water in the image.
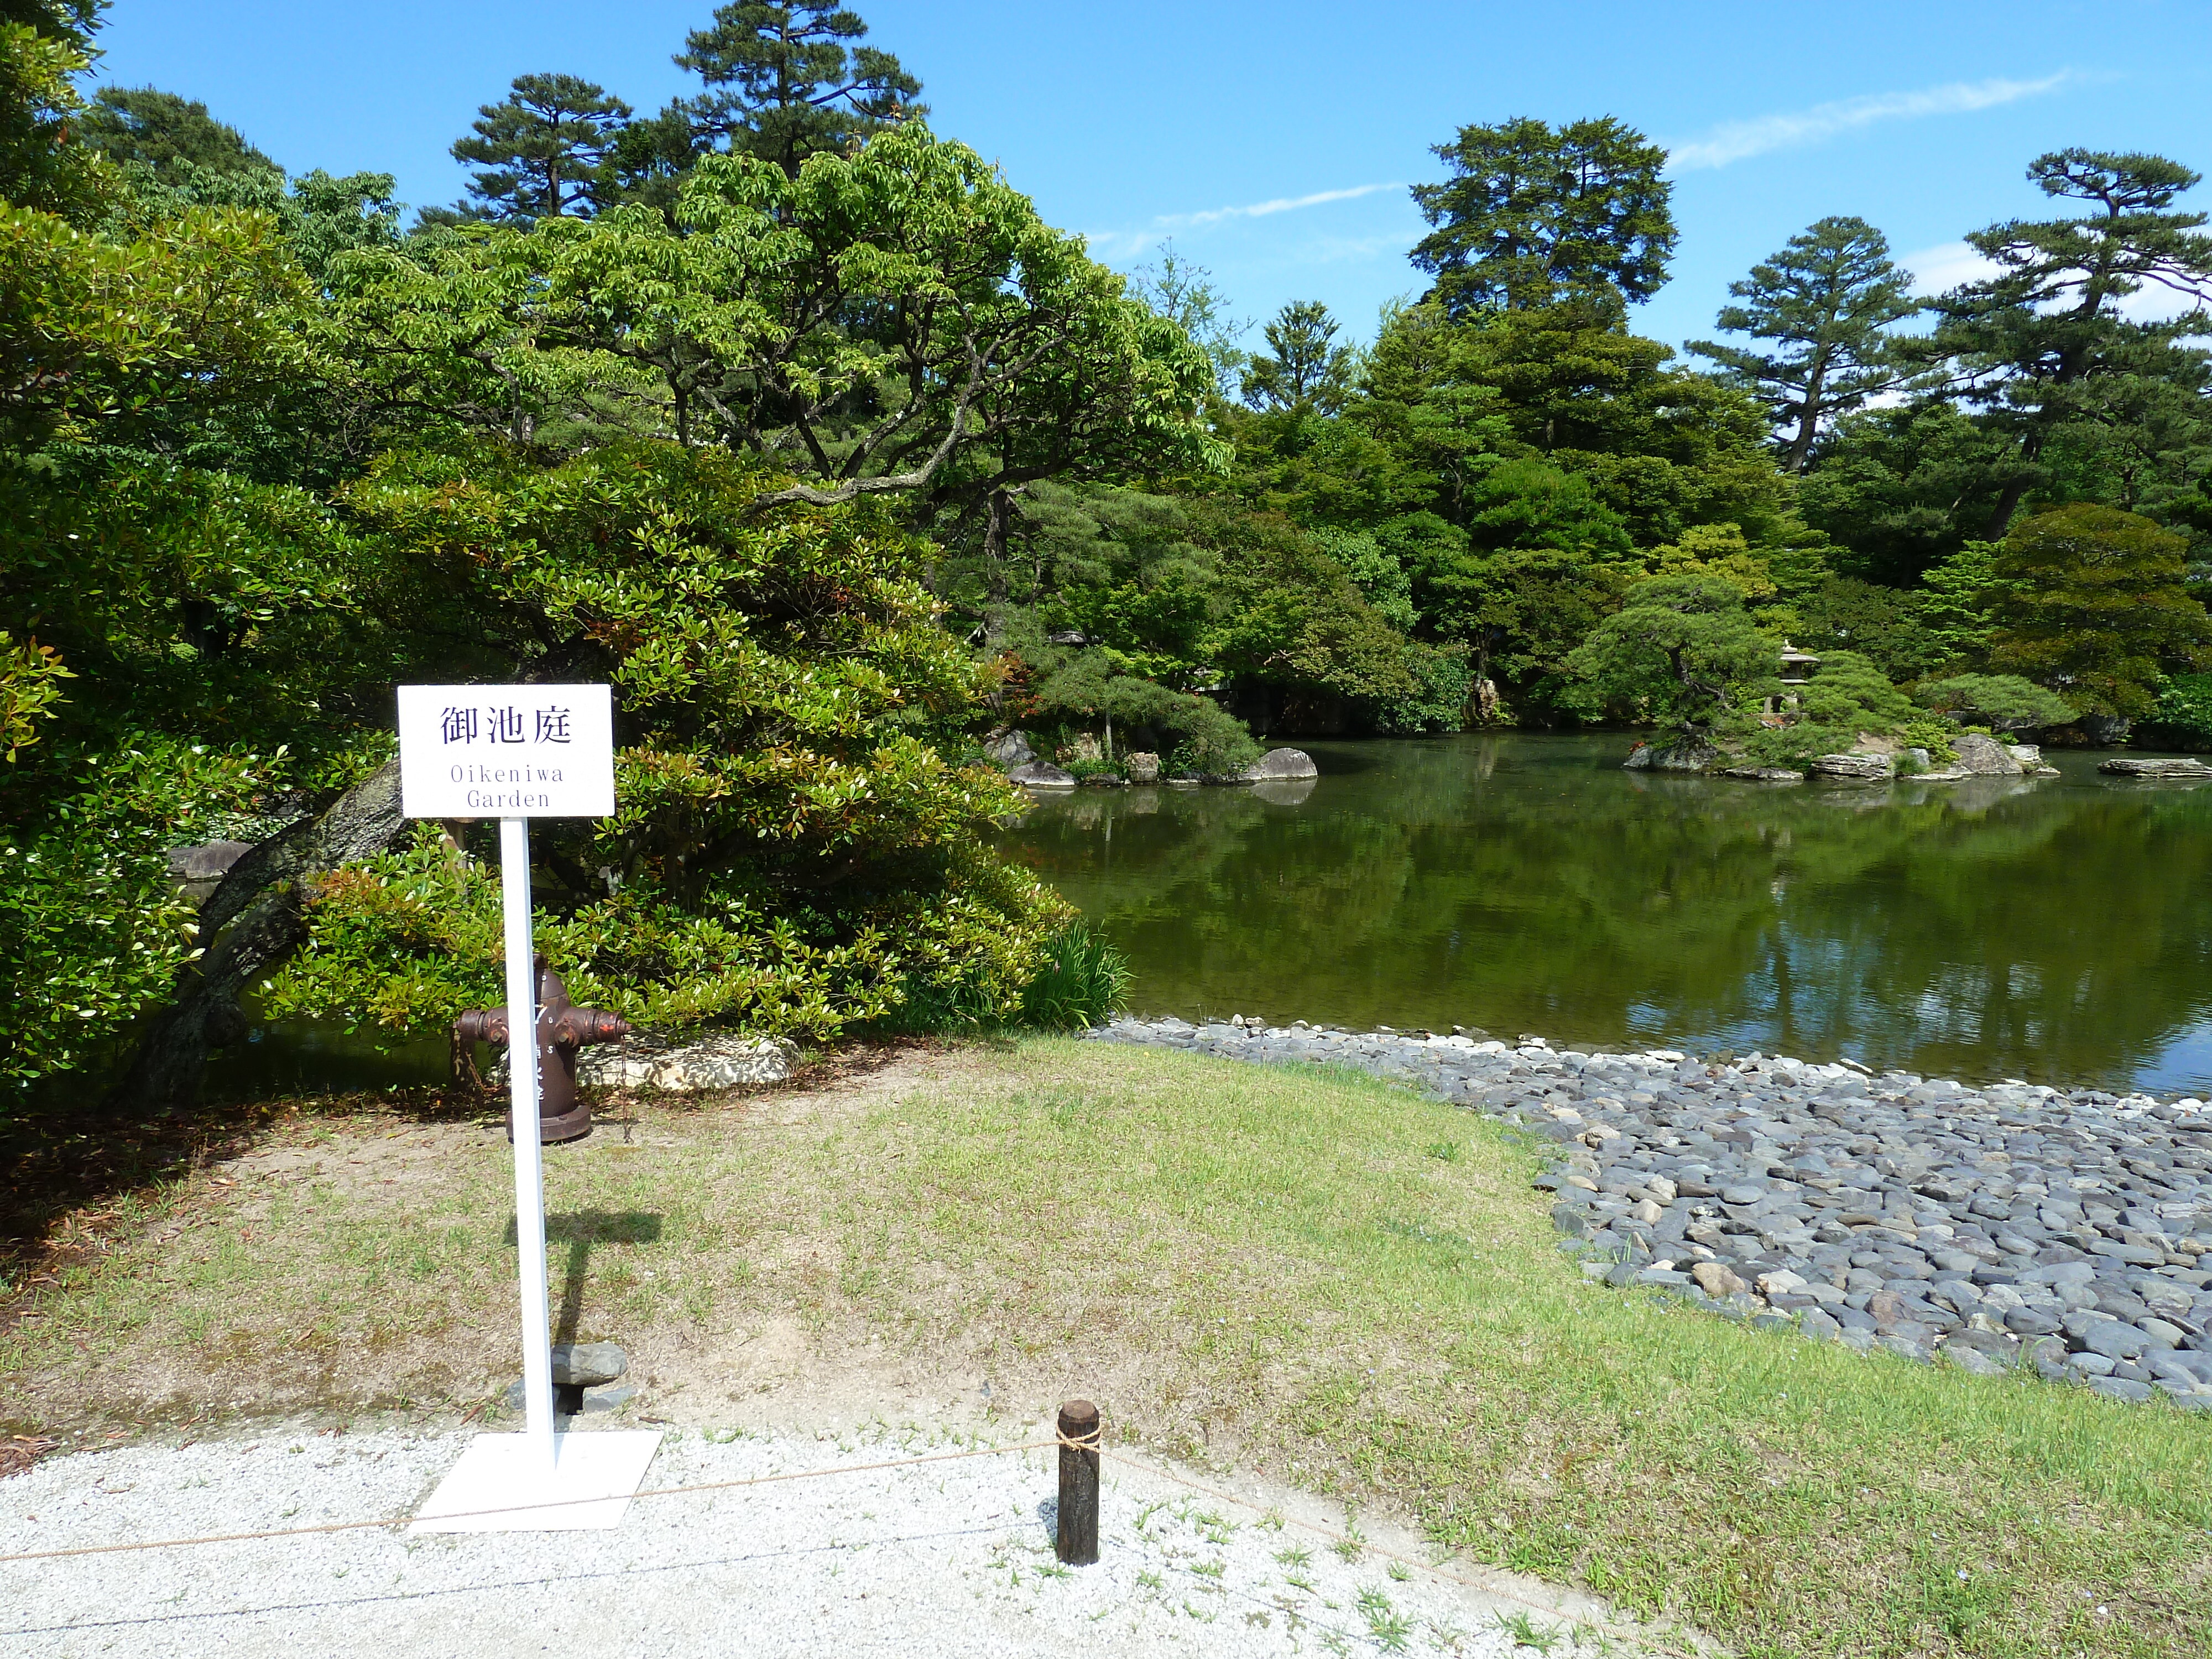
[1001,734,2212,1095]
[205,731,2212,1100]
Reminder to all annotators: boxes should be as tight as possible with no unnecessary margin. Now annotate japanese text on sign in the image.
[396,684,615,819]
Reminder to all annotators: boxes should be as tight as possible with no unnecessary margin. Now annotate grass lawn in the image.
[3,1037,2208,1657]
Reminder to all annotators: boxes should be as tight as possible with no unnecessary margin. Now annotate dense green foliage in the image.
[1916,673,2081,734]
[1988,504,2210,717]
[1687,215,1919,474]
[259,445,1067,1042]
[6,0,2212,1097]
[0,3,1199,1097]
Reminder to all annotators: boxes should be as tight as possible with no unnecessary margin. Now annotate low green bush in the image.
[0,738,295,1091]
[1916,673,2077,733]
[2141,672,2212,750]
[1724,650,1914,767]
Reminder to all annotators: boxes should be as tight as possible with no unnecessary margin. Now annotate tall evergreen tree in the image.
[1409,116,1674,313]
[451,72,632,222]
[1927,149,2212,539]
[80,86,281,184]
[674,2,922,178]
[1241,301,1355,414]
[1689,216,1920,474]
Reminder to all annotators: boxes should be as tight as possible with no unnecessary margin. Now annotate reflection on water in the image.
[202,1001,450,1100]
[1003,735,2212,1094]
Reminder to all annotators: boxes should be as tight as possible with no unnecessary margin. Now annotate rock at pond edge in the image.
[1811,752,1894,781]
[983,728,1034,768]
[1624,737,1718,773]
[1008,760,1078,789]
[1243,747,1319,781]
[2100,757,2212,779]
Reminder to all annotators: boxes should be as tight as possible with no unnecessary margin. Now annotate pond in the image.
[1001,734,2212,1095]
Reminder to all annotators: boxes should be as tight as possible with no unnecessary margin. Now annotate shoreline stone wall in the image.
[1093,1015,2212,1410]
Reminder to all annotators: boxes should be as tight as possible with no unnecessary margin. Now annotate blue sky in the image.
[90,0,2212,357]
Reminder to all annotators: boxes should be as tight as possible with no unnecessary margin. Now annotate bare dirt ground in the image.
[4,1046,1019,1445]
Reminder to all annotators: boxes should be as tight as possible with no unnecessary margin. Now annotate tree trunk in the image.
[981,486,1014,647]
[105,760,409,1115]
[1982,476,2034,543]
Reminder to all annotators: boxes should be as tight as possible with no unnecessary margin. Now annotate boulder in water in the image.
[1624,737,1718,772]
[1008,760,1078,789]
[1243,747,1318,781]
[1811,752,1893,781]
[2100,757,2212,779]
[1952,731,2020,775]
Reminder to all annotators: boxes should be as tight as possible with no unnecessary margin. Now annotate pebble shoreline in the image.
[1092,1015,2212,1409]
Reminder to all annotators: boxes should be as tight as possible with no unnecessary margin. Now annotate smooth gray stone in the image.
[2147,1354,2206,1389]
[2075,1319,2159,1360]
[551,1342,629,1386]
[1242,747,1319,781]
[2027,1337,2072,1381]
[1947,1328,2019,1361]
[2087,1375,2157,1402]
[166,839,256,882]
[2005,1306,2064,1336]
[1943,1344,2010,1377]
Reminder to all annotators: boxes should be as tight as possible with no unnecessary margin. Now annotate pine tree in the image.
[674,2,922,178]
[1928,150,2212,539]
[451,72,632,223]
[1241,301,1356,414]
[1410,116,1674,314]
[80,87,282,184]
[1689,216,1919,474]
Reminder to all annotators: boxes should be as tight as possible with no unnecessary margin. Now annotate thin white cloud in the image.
[1667,74,2070,171]
[1086,181,1409,262]
[1897,240,1995,295]
[1165,181,1407,228]
[1898,239,2200,321]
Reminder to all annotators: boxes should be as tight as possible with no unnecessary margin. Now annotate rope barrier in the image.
[4,1425,1646,1655]
[0,1418,1633,1643]
[0,1436,1062,1565]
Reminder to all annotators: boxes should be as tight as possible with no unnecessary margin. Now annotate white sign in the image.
[396,684,615,819]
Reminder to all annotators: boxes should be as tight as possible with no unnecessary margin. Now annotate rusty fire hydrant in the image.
[454,957,632,1144]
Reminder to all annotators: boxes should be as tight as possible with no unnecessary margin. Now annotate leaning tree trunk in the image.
[106,760,408,1114]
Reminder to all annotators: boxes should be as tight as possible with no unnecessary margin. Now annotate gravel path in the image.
[1097,1016,2212,1407]
[0,1425,1637,1658]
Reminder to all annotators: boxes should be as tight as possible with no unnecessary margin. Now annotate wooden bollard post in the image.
[1055,1399,1100,1566]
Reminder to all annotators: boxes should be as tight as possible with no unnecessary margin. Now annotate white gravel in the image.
[0,1422,1645,1657]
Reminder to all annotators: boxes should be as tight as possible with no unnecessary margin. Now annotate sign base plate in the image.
[411,1430,661,1532]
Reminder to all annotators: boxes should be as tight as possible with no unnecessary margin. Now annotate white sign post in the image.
[395,685,659,1532]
